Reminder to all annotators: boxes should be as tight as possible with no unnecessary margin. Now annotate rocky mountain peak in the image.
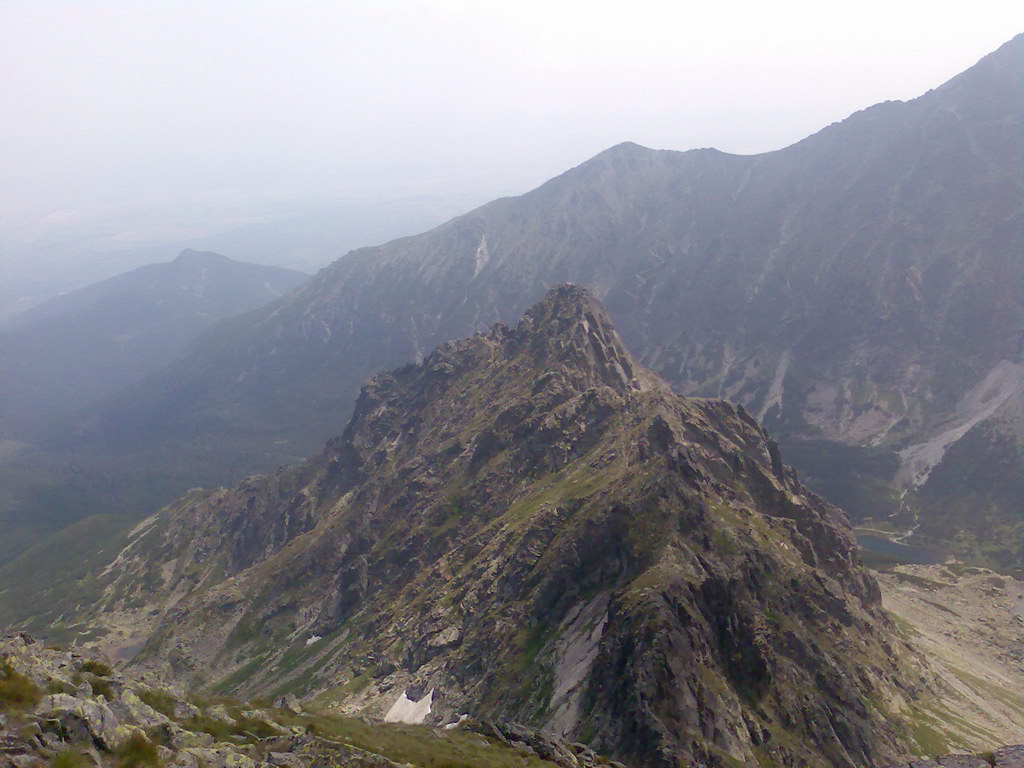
[74,289,933,768]
[509,284,653,393]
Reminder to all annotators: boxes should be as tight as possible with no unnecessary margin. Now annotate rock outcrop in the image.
[78,287,928,768]
[880,746,1024,767]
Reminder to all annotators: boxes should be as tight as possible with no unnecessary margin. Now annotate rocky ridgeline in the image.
[74,286,926,767]
[0,633,629,768]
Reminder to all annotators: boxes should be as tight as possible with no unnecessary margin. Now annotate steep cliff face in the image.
[83,287,925,768]
[71,36,1024,565]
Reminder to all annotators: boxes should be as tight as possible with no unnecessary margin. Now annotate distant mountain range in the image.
[0,249,308,437]
[65,36,1023,567]
[0,193,476,322]
[1,35,1022,768]
[0,250,306,570]
[1,34,1021,640]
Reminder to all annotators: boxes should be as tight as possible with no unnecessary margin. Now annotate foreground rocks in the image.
[467,721,628,768]
[0,633,623,768]
[879,745,1024,767]
[2,634,1022,768]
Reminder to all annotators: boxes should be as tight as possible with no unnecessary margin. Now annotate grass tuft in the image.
[137,687,178,718]
[53,749,89,768]
[80,659,113,677]
[0,659,41,713]
[115,733,159,768]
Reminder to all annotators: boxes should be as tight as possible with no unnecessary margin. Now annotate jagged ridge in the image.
[72,286,929,768]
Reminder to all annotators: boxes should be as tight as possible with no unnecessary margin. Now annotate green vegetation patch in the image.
[115,733,160,768]
[136,687,178,718]
[777,438,901,522]
[0,659,41,713]
[80,659,113,677]
[52,749,89,768]
[211,654,268,695]
[946,665,1024,715]
[273,711,561,768]
[0,513,133,639]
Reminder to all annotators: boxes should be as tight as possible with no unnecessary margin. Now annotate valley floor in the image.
[875,563,1024,750]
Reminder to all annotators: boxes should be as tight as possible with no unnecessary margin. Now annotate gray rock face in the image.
[267,752,307,768]
[37,692,122,750]
[995,746,1024,768]
[468,722,626,768]
[110,688,169,729]
[880,748,1024,768]
[936,756,990,768]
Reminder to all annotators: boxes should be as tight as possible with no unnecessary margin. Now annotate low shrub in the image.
[88,675,113,701]
[0,659,41,712]
[80,659,113,677]
[137,687,178,718]
[53,749,88,768]
[116,733,159,768]
[46,680,73,695]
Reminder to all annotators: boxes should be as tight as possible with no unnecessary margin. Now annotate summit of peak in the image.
[509,284,656,393]
[526,283,605,320]
[173,249,231,266]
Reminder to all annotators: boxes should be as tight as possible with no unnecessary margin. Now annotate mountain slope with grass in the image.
[58,286,937,768]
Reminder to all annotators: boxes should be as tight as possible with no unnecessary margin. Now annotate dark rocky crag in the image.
[82,287,928,768]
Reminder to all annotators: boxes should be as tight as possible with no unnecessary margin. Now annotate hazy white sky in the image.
[1,0,1022,228]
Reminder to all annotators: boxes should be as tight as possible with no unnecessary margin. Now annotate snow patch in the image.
[897,360,1024,487]
[472,236,489,277]
[384,688,434,724]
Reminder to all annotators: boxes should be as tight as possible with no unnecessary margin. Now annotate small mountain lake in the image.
[856,534,947,565]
